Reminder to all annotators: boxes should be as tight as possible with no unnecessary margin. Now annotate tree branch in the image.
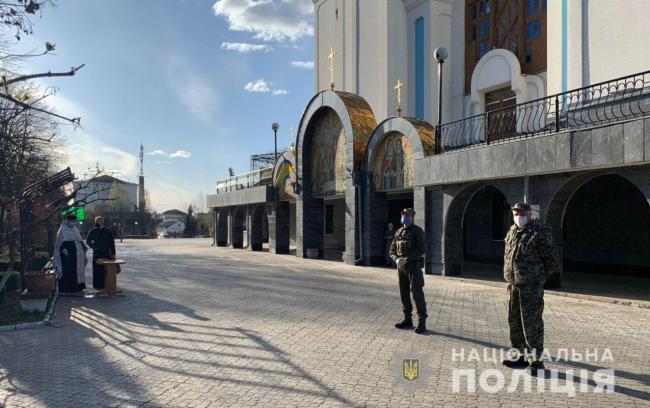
[0,92,81,125]
[2,64,85,86]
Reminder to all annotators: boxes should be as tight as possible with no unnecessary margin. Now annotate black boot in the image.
[414,318,426,334]
[395,316,414,329]
[502,356,529,369]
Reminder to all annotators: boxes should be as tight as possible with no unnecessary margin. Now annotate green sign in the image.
[61,207,85,221]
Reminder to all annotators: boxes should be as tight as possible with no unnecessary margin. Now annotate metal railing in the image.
[215,167,273,194]
[439,70,650,151]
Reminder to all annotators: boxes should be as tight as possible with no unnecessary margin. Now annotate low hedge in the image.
[0,270,22,302]
[0,260,21,272]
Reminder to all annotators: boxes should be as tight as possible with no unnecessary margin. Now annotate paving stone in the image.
[0,239,648,407]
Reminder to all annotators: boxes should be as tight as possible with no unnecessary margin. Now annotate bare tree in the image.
[191,191,207,215]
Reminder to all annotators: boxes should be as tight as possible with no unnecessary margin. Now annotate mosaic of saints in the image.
[311,110,346,196]
[373,133,414,191]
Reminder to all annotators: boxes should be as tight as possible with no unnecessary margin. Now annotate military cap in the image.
[512,202,531,212]
[401,208,416,216]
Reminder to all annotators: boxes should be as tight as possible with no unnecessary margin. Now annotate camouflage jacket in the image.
[503,219,560,286]
[389,224,425,271]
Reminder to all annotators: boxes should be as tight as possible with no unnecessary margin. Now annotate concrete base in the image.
[20,292,50,313]
[306,248,320,259]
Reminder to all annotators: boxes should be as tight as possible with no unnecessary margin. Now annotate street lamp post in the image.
[271,122,279,162]
[434,47,448,155]
[271,123,280,216]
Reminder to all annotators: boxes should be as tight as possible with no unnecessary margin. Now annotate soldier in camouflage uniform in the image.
[390,208,427,334]
[503,202,560,373]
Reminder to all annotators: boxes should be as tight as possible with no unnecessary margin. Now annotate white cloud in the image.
[169,150,192,159]
[213,0,314,42]
[244,79,271,93]
[221,42,273,53]
[146,148,192,159]
[290,60,313,69]
[244,79,288,95]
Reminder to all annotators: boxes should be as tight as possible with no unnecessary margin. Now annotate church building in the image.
[209,0,650,289]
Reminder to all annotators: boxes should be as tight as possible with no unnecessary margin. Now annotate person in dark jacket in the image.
[390,208,427,334]
[86,216,116,290]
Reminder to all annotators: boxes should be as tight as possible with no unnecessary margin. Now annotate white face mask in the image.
[514,215,528,227]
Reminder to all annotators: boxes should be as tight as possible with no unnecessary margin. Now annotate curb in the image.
[439,275,650,309]
[0,287,59,331]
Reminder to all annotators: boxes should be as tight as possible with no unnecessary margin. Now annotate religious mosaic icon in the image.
[372,133,414,191]
[311,109,346,196]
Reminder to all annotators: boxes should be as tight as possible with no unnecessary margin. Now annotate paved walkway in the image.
[0,239,648,407]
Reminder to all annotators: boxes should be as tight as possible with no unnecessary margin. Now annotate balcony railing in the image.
[439,70,650,151]
[215,167,273,194]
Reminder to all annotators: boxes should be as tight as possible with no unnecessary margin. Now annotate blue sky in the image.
[18,0,314,211]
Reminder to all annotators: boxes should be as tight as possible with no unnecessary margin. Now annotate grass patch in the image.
[0,291,52,326]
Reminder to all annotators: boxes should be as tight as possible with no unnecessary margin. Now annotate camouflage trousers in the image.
[508,284,544,359]
[398,265,427,319]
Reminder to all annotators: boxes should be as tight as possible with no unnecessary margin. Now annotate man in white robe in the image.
[53,214,87,294]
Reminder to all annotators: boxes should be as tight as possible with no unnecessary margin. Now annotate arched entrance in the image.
[362,117,435,266]
[296,90,376,263]
[463,186,511,272]
[444,182,514,276]
[231,206,246,249]
[270,151,298,254]
[250,204,269,252]
[216,208,228,247]
[561,174,650,277]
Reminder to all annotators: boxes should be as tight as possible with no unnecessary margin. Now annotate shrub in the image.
[0,271,21,293]
[25,252,51,271]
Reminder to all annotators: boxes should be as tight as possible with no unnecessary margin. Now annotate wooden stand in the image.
[96,259,125,297]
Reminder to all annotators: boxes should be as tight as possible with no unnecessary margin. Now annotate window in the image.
[415,17,425,119]
[485,87,517,141]
[325,204,334,234]
[465,0,547,93]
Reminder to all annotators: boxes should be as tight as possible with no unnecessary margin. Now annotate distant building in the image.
[159,209,187,222]
[74,175,139,213]
[157,219,185,238]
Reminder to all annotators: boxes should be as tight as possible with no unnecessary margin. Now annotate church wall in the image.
[386,0,408,118]
[406,1,431,121]
[315,0,341,92]
[547,0,650,95]
[357,0,387,120]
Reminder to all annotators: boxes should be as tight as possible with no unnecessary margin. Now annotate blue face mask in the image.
[401,215,412,226]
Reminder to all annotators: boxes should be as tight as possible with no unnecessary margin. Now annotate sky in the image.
[16,0,315,212]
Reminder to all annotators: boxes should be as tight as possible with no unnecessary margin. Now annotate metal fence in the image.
[440,70,650,151]
[215,167,273,194]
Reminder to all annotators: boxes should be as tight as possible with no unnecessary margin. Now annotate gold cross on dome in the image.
[394,78,404,116]
[328,47,336,90]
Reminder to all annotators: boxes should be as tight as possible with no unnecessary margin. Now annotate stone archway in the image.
[463,185,511,266]
[231,206,246,249]
[250,204,268,252]
[444,182,513,276]
[270,151,297,254]
[546,173,650,280]
[296,90,376,263]
[361,117,436,266]
[216,208,228,247]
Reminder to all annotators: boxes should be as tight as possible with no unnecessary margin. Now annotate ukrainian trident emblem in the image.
[402,358,419,382]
